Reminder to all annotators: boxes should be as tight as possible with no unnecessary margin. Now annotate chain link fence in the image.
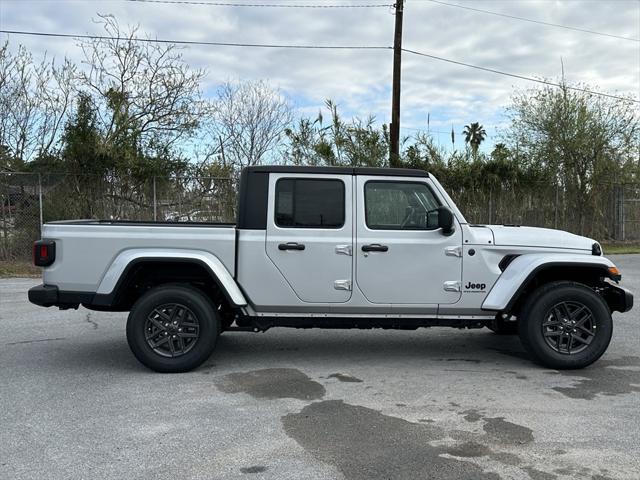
[443,181,629,241]
[1,171,639,261]
[1,172,235,261]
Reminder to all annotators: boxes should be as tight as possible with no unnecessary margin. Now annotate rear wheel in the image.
[518,281,612,369]
[126,285,219,373]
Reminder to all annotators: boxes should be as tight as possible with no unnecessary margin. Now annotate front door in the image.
[265,173,353,303]
[355,176,462,305]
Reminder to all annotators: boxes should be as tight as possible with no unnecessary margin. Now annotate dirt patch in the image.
[215,368,325,400]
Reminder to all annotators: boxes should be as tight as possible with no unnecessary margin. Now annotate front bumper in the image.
[602,283,633,313]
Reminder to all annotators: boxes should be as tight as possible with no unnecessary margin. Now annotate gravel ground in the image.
[1,255,639,480]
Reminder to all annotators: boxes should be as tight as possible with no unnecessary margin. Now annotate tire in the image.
[518,281,613,370]
[126,284,219,373]
[487,316,519,335]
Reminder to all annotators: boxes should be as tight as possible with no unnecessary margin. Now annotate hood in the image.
[488,225,595,251]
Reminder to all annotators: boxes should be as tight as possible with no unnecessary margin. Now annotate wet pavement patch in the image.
[240,466,267,474]
[482,417,534,444]
[215,368,325,400]
[445,441,493,458]
[434,358,483,364]
[461,409,483,423]
[282,400,501,480]
[327,373,363,383]
[489,348,531,362]
[552,356,640,400]
[522,466,557,480]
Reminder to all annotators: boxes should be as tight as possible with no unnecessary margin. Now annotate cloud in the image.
[1,0,638,152]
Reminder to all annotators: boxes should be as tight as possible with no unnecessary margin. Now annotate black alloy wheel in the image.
[518,281,613,370]
[127,285,219,373]
[541,301,595,355]
[144,303,201,358]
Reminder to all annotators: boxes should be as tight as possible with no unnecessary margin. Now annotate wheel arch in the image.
[482,254,620,315]
[94,249,247,310]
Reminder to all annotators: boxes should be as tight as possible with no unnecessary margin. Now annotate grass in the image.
[0,260,41,278]
[601,243,640,255]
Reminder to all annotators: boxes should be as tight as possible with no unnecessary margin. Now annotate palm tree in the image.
[462,122,487,159]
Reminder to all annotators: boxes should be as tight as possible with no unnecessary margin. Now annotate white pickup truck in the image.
[29,166,633,372]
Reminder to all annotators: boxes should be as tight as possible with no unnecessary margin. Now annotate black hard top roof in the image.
[244,165,429,178]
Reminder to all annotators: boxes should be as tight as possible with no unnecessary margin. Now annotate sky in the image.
[1,0,639,153]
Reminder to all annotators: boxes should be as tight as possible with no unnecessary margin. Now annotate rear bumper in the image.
[28,284,94,309]
[28,284,59,307]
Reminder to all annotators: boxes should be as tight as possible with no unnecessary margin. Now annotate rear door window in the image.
[275,178,345,228]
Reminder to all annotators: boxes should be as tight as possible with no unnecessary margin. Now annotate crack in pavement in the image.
[85,313,98,330]
[6,337,66,346]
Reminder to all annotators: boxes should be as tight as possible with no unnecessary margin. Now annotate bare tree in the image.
[77,15,208,154]
[0,41,74,163]
[209,80,292,169]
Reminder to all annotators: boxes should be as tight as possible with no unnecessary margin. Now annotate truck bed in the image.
[41,221,237,292]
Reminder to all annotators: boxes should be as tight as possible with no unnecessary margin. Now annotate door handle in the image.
[362,244,388,252]
[278,242,306,251]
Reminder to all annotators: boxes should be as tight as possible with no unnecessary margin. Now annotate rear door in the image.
[265,173,353,303]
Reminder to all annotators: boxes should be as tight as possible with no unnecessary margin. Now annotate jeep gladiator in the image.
[28,166,633,372]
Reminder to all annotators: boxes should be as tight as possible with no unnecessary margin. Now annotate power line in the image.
[1,29,636,103]
[424,0,640,43]
[126,0,391,7]
[0,29,391,50]
[402,48,638,103]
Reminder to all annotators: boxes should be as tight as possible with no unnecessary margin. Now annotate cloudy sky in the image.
[1,0,639,152]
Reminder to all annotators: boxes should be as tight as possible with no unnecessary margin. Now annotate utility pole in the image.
[389,0,404,168]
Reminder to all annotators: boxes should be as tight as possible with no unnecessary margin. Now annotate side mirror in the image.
[437,206,455,236]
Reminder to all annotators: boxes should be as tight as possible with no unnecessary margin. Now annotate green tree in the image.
[505,81,639,236]
[463,122,487,159]
[285,100,388,168]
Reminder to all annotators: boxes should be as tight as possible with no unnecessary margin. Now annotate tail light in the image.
[33,240,56,267]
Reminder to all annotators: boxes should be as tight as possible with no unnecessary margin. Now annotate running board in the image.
[233,316,492,332]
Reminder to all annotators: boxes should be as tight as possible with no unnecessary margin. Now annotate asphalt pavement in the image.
[1,255,639,480]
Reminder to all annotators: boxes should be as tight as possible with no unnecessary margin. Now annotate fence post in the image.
[153,176,157,221]
[38,173,43,234]
[554,183,559,229]
[488,187,493,225]
[620,186,625,241]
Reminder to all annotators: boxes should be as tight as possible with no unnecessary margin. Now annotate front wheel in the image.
[518,282,613,370]
[126,284,219,373]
